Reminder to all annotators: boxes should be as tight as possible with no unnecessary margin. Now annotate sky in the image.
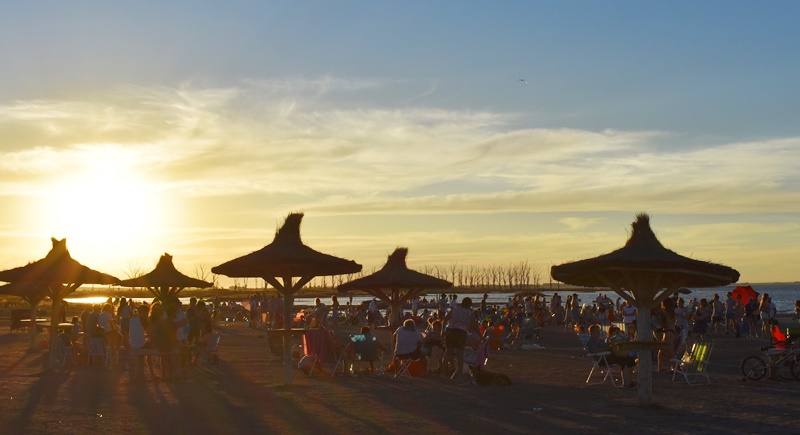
[1,1,799,286]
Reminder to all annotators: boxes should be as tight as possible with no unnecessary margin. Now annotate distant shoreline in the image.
[3,281,795,307]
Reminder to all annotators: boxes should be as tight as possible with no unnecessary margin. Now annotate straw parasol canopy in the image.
[212,212,362,385]
[0,238,119,367]
[212,213,362,279]
[338,247,452,327]
[551,213,739,405]
[118,253,211,303]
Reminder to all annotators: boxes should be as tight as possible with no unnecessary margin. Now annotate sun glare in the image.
[34,147,173,270]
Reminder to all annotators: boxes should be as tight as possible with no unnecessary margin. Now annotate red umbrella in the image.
[732,285,759,303]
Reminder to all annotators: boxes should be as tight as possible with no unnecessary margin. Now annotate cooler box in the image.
[407,359,426,376]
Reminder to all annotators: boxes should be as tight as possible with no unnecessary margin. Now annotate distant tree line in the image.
[306,260,543,292]
[125,259,543,292]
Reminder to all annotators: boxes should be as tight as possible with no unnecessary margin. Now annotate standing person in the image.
[85,304,100,338]
[724,292,737,335]
[759,294,772,338]
[98,303,121,366]
[480,293,488,317]
[733,294,745,338]
[330,295,340,331]
[658,298,677,372]
[411,296,419,317]
[80,305,92,334]
[621,300,637,339]
[693,298,711,341]
[674,297,691,354]
[744,296,759,338]
[118,297,132,348]
[368,298,379,329]
[186,297,199,346]
[710,294,724,335]
[795,300,800,325]
[563,295,574,329]
[437,294,448,319]
[442,297,473,380]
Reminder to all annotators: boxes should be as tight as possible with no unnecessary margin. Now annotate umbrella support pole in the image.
[283,292,294,385]
[635,305,653,406]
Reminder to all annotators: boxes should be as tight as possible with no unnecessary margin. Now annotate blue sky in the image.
[1,1,799,284]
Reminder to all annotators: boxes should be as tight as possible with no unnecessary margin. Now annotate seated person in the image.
[423,320,446,372]
[393,319,424,361]
[504,323,523,349]
[586,323,637,388]
[423,320,444,356]
[345,326,388,372]
[303,320,344,373]
[57,327,72,347]
[70,316,82,341]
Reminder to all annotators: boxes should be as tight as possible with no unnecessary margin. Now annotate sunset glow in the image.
[1,2,799,285]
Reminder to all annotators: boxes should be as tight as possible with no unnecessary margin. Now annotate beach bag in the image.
[298,354,317,374]
[609,334,629,357]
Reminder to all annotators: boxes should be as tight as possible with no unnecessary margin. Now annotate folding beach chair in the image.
[339,334,384,375]
[302,328,345,376]
[266,331,302,367]
[580,335,622,387]
[55,337,73,367]
[394,351,421,379]
[87,337,110,368]
[465,338,489,375]
[671,341,714,385]
[203,332,221,364]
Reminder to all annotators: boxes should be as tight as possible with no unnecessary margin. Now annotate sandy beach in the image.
[1,309,799,435]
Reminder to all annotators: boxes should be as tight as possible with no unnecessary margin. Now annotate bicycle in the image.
[741,342,800,381]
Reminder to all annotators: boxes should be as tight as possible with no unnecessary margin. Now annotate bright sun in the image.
[34,147,172,271]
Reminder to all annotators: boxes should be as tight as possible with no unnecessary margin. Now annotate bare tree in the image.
[448,263,459,287]
[124,259,146,280]
[194,263,211,282]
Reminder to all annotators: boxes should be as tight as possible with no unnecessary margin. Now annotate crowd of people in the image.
[56,297,220,379]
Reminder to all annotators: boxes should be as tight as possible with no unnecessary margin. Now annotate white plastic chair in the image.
[55,339,73,367]
[87,337,110,367]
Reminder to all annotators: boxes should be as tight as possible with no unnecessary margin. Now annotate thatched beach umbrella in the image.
[0,238,120,367]
[338,247,452,327]
[551,213,739,405]
[118,253,212,303]
[0,282,48,349]
[212,212,362,384]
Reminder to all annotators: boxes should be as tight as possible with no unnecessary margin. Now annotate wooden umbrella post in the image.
[634,299,653,406]
[281,277,294,386]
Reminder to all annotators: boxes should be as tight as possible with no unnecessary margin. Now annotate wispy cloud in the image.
[1,79,799,218]
[1,78,799,282]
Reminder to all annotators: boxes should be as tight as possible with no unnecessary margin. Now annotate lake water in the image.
[64,283,799,314]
